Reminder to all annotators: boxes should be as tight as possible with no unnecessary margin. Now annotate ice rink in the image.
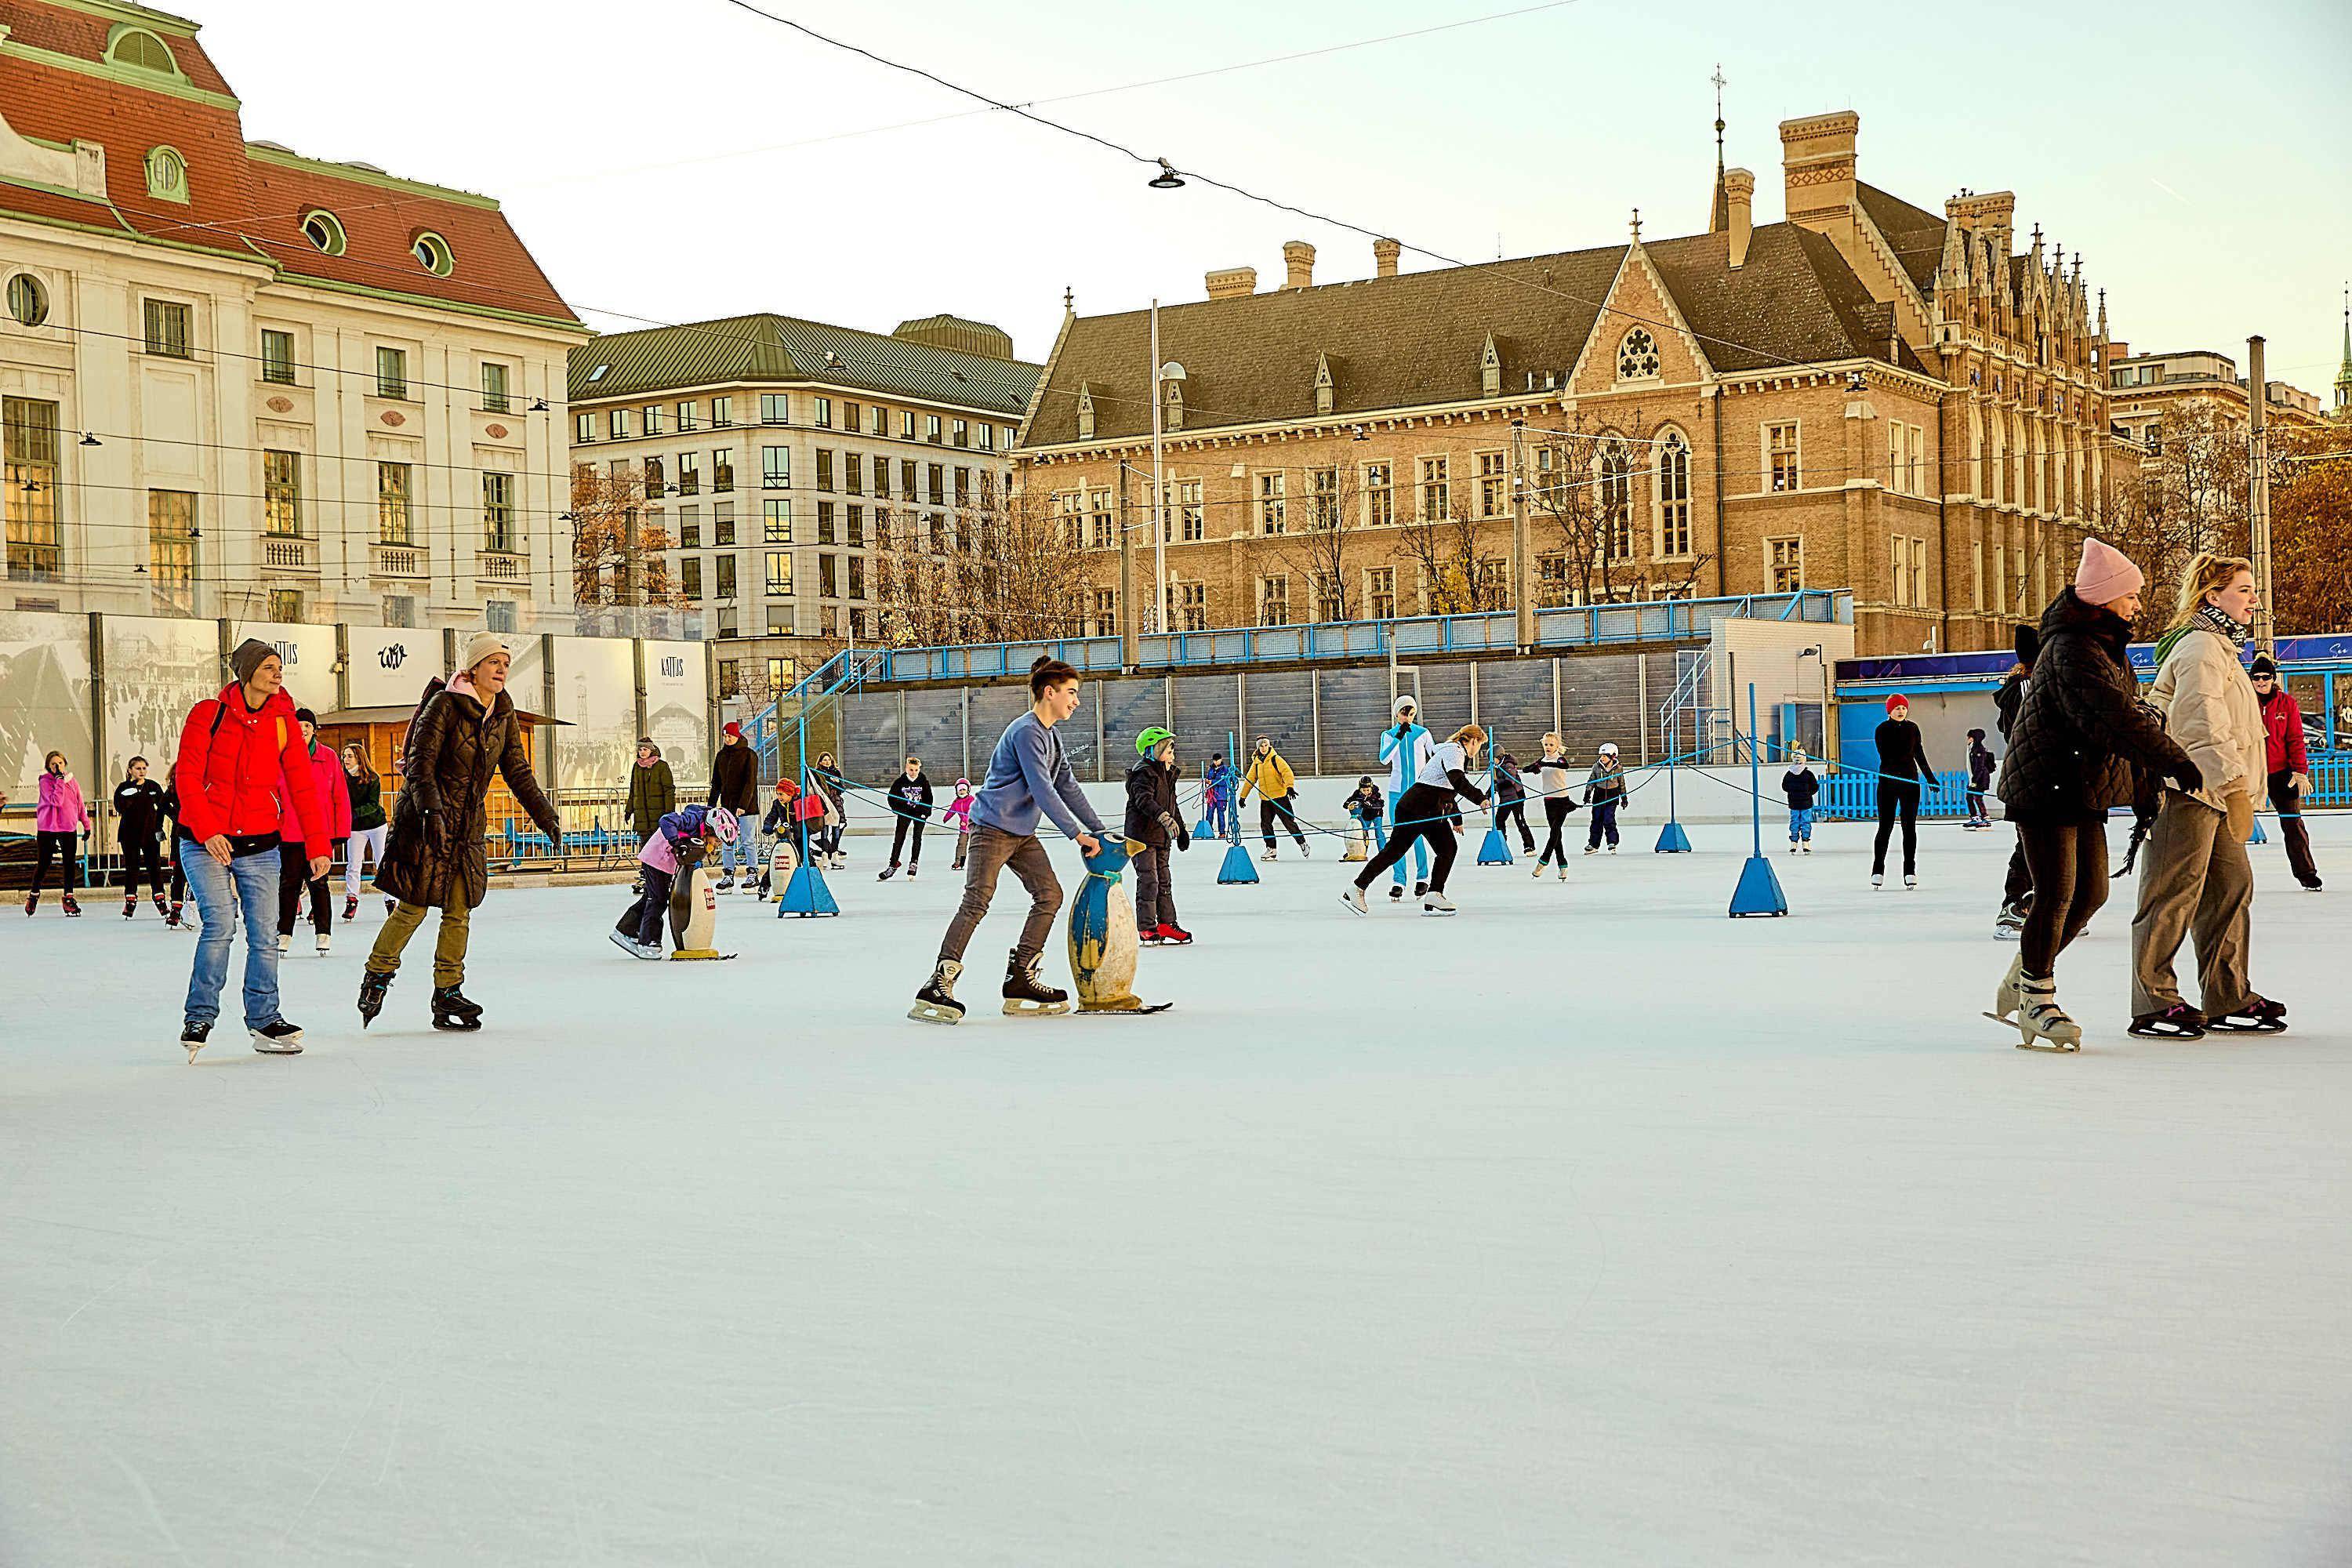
[5,816,2348,1566]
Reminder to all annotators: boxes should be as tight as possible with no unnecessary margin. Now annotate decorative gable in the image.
[1479,332,1501,397]
[1314,350,1334,416]
[1076,382,1095,441]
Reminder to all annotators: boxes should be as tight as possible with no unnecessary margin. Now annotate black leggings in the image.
[1537,797,1574,867]
[30,829,80,895]
[1258,796,1306,849]
[1495,800,1533,850]
[2015,820,2109,978]
[1871,779,1921,875]
[120,836,167,896]
[889,815,926,866]
[1356,783,1459,894]
[278,840,331,936]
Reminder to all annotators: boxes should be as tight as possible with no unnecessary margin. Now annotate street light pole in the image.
[2247,333,2274,653]
[1511,418,1533,651]
[1149,299,1168,640]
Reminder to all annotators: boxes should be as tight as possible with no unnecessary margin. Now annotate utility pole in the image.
[623,503,641,612]
[2246,334,2274,652]
[1149,299,1168,641]
[1511,417,1534,650]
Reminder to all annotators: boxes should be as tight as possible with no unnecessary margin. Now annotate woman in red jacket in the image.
[274,706,352,955]
[2250,654,2321,891]
[172,640,331,1062]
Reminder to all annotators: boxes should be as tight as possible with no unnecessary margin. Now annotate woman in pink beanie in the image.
[1990,539,2197,1049]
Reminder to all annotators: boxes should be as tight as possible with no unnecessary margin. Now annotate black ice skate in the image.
[166,901,185,927]
[153,893,170,920]
[431,986,484,1032]
[181,1019,212,1064]
[250,1018,305,1054]
[2206,996,2288,1034]
[123,896,136,918]
[1001,949,1069,1017]
[909,958,965,1025]
[358,969,393,1029]
[343,895,358,921]
[877,862,899,881]
[2128,1004,2206,1040]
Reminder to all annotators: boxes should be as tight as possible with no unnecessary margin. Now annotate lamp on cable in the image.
[1148,159,1185,191]
[79,431,100,448]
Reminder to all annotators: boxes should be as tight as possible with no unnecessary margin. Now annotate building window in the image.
[872,455,891,500]
[6,273,49,328]
[108,27,178,73]
[718,657,739,694]
[377,462,412,545]
[927,414,942,444]
[677,452,700,496]
[1476,450,1508,518]
[844,452,862,495]
[715,554,737,599]
[760,393,790,425]
[267,589,304,622]
[147,489,197,614]
[1308,466,1340,528]
[485,599,516,633]
[1092,587,1117,637]
[1911,536,1929,608]
[478,361,510,415]
[1768,536,1803,593]
[979,423,996,452]
[843,401,860,435]
[1417,456,1448,521]
[677,505,700,548]
[712,448,735,493]
[846,506,865,549]
[712,396,732,427]
[1617,328,1661,380]
[677,401,699,434]
[143,299,191,358]
[1258,472,1287,535]
[766,655,795,692]
[299,210,347,256]
[1363,463,1393,527]
[637,405,662,437]
[1174,479,1203,541]
[1599,442,1632,560]
[818,554,837,597]
[954,466,971,507]
[575,412,595,444]
[921,463,942,504]
[1766,422,1800,492]
[1537,553,1570,608]
[1176,581,1207,632]
[953,418,969,448]
[713,503,735,546]
[815,449,833,492]
[1971,539,1984,610]
[814,397,831,428]
[763,499,792,543]
[144,146,189,203]
[412,231,455,276]
[760,604,787,635]
[481,472,516,551]
[765,551,794,596]
[817,502,835,545]
[262,448,302,537]
[681,557,702,598]
[643,455,665,495]
[1314,572,1342,623]
[608,408,629,441]
[1257,575,1291,626]
[1367,566,1396,620]
[252,328,295,386]
[1088,488,1112,550]
[1656,430,1691,556]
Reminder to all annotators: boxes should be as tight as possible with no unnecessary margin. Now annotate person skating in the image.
[2129,554,2282,1038]
[910,657,1107,1024]
[754,776,804,898]
[1377,695,1433,898]
[810,752,849,869]
[1869,696,1937,888]
[159,768,189,927]
[341,744,387,921]
[1492,753,1536,854]
[943,778,975,870]
[274,708,350,956]
[612,804,736,957]
[111,756,171,918]
[1199,753,1236,841]
[1965,729,1997,829]
[1526,734,1579,879]
[360,633,564,1033]
[1342,776,1386,862]
[1126,727,1192,946]
[1583,744,1625,853]
[1781,750,1819,852]
[172,641,332,1059]
[1239,736,1309,860]
[2250,654,2322,891]
[27,750,91,916]
[1344,724,1490,915]
[880,757,936,880]
[1993,539,2197,1051]
[707,720,760,889]
[1993,625,2040,937]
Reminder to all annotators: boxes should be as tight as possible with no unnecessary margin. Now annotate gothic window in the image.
[1617,328,1661,381]
[1655,430,1691,557]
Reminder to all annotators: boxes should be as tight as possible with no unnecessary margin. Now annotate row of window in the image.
[673,550,873,604]
[576,393,1015,452]
[659,499,976,556]
[90,299,521,412]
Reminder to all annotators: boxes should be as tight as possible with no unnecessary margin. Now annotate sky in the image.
[191,0,2351,395]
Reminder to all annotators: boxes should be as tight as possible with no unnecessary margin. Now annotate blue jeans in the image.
[1387,789,1429,885]
[1788,807,1814,842]
[718,834,749,879]
[180,839,282,1029]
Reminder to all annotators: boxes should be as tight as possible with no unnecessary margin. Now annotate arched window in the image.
[300,210,347,256]
[1616,328,1661,381]
[107,27,178,74]
[143,146,188,203]
[412,231,454,277]
[6,273,49,328]
[1598,439,1633,561]
[1654,429,1691,557]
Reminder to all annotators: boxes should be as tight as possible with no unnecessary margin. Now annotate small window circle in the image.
[301,210,347,256]
[6,273,49,327]
[412,232,454,277]
[1617,328,1660,380]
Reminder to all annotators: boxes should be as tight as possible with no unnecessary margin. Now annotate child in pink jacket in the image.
[942,778,976,871]
[28,750,92,915]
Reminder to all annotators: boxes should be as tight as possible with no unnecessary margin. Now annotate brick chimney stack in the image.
[1205,265,1258,302]
[1373,238,1400,278]
[1282,240,1316,291]
[1723,169,1755,270]
[1779,110,1859,241]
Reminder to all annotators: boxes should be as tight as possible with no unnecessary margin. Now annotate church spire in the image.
[1707,66,1731,234]
[2335,283,2351,418]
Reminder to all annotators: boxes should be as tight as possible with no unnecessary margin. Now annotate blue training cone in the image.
[1654,819,1693,853]
[1728,853,1788,917]
[775,861,840,916]
[1217,841,1261,884]
[2247,815,2268,845]
[1477,825,1513,865]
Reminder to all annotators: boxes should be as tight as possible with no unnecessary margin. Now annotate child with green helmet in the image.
[1124,725,1192,946]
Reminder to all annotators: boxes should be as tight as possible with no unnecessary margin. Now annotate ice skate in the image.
[343,895,358,921]
[2012,978,2081,1052]
[315,932,330,956]
[383,896,397,916]
[61,894,80,917]
[2206,996,2288,1034]
[152,893,170,920]
[277,931,290,953]
[1300,843,1311,858]
[877,862,899,882]
[1139,924,1165,945]
[123,896,136,919]
[910,959,965,1024]
[1154,923,1191,946]
[166,900,185,928]
[1606,844,1617,855]
[1994,901,2027,939]
[714,876,735,891]
[1584,846,1597,856]
[250,1019,305,1054]
[357,969,393,1029]
[1557,866,1568,880]
[430,986,483,1032]
[1001,949,1069,1017]
[1414,880,1428,897]
[1871,873,1884,889]
[1259,848,1276,862]
[1534,862,1547,877]
[608,928,646,959]
[180,1019,212,1063]
[1341,886,1368,916]
[1987,952,2024,1025]
[22,892,35,916]
[2128,1004,2206,1040]
[1904,874,1917,890]
[1421,891,1457,916]
[906,864,918,880]
[1801,844,1811,854]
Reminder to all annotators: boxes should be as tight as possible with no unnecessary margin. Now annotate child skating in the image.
[111,756,172,919]
[880,757,935,880]
[1781,750,1819,852]
[1492,754,1535,855]
[1125,727,1192,946]
[612,804,737,958]
[1965,729,1996,829]
[1239,736,1309,860]
[1584,744,1625,853]
[1526,735,1577,879]
[943,779,975,870]
[1342,777,1385,862]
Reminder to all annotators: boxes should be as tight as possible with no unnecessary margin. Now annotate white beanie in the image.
[1392,694,1418,717]
[459,630,510,672]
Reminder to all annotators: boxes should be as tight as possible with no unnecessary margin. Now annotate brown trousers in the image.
[2129,790,2254,1018]
[937,824,1063,967]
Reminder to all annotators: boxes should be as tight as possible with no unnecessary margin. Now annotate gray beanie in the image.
[230,638,276,684]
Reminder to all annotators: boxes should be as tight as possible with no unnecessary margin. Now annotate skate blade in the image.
[909,1003,964,1025]
[184,1040,205,1064]
[1002,1000,1073,1017]
[2205,1020,2288,1034]
[249,1035,304,1055]
[2015,1036,2080,1052]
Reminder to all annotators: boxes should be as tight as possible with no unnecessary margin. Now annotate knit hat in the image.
[295,707,317,727]
[229,638,277,684]
[459,630,510,672]
[2249,654,2278,677]
[723,720,742,739]
[2073,537,2144,608]
[1885,695,1910,714]
[1392,695,1417,717]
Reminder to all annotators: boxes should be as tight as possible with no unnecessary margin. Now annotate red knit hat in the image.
[1885,695,1910,715]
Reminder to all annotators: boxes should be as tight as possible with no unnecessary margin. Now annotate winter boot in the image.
[250,1018,305,1054]
[2013,976,2082,1052]
[909,958,965,1025]
[1001,949,1070,1017]
[431,985,484,1032]
[358,969,393,1029]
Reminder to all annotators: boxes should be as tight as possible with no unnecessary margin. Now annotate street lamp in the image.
[1148,319,1184,639]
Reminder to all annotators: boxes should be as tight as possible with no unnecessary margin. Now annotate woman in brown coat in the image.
[359,632,562,1032]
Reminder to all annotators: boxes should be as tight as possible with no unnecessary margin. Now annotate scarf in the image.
[2194,601,2249,648]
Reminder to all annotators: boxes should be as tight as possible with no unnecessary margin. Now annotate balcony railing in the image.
[477,550,524,583]
[371,542,425,579]
[260,536,315,572]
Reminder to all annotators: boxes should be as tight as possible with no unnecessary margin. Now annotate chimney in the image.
[1723,169,1755,270]
[1205,265,1258,302]
[1778,110,1859,239]
[1373,238,1400,279]
[1282,240,1316,291]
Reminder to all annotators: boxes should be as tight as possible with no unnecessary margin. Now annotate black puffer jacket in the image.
[1998,590,2190,825]
[376,678,562,909]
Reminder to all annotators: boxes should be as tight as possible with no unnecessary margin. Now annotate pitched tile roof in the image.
[1029,218,1927,446]
[567,313,1041,414]
[1855,182,1947,294]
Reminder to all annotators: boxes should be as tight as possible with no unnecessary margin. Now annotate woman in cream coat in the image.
[2128,554,2282,1037]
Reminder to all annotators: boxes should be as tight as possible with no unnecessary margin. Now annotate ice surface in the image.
[4,820,2349,1566]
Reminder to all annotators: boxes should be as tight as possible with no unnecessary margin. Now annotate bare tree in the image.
[2092,401,2252,638]
[569,463,683,608]
[873,485,1087,646]
[1271,460,1360,622]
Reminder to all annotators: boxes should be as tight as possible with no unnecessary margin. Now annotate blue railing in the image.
[1817,769,1973,821]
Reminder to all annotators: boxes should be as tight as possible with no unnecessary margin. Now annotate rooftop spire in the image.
[1708,65,1730,233]
[2336,283,2352,414]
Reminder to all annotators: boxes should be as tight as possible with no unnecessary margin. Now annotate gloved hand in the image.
[1177,827,1191,851]
[2289,771,2309,797]
[2169,758,2205,797]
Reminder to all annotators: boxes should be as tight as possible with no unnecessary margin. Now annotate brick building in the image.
[1018,111,2121,658]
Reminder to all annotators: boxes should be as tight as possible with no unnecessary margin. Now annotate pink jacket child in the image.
[35,769,91,834]
[942,780,975,835]
[278,740,353,846]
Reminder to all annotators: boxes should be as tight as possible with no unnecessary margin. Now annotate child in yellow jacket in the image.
[1238,735,1310,861]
